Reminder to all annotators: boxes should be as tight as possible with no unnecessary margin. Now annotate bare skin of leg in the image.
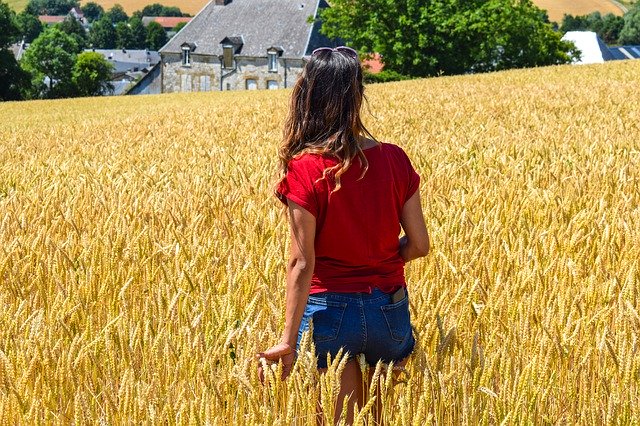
[367,357,410,426]
[317,359,364,425]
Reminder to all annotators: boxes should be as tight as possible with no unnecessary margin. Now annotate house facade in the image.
[158,0,335,92]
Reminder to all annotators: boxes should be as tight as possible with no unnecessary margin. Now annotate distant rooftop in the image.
[88,49,161,74]
[562,31,640,64]
[39,15,67,24]
[141,16,192,29]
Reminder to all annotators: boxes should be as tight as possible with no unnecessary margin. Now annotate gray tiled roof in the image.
[89,49,161,73]
[160,0,335,58]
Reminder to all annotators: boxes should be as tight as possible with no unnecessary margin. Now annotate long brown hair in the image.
[279,48,378,191]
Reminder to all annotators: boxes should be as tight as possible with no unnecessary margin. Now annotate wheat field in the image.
[1,60,639,424]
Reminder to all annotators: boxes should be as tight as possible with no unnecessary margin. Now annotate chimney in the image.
[214,0,231,4]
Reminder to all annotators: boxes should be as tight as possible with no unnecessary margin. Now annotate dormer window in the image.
[220,36,244,70]
[222,44,234,69]
[181,42,196,67]
[268,51,277,72]
[182,47,191,66]
[267,46,283,73]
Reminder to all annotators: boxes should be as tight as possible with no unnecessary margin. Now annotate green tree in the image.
[1,1,30,100]
[561,12,624,45]
[139,3,164,16]
[172,21,187,33]
[16,11,43,43]
[25,0,79,15]
[321,0,577,77]
[105,4,128,24]
[600,13,624,44]
[89,15,116,48]
[129,16,146,49]
[115,21,132,48]
[72,51,113,96]
[139,3,185,17]
[0,1,20,48]
[619,5,640,45]
[145,21,166,50]
[81,2,104,22]
[57,15,86,48]
[21,26,80,98]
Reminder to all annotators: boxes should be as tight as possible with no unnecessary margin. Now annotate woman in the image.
[257,46,430,424]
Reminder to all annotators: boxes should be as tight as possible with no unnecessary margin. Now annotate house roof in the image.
[39,15,67,24]
[562,31,614,64]
[160,0,335,58]
[362,53,384,73]
[141,16,192,29]
[609,45,640,60]
[89,49,161,73]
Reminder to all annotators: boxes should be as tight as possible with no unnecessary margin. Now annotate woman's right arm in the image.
[399,191,430,262]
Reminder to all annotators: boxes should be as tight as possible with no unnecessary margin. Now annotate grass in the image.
[0,60,639,423]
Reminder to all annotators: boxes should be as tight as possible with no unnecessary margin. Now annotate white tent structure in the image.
[562,31,615,64]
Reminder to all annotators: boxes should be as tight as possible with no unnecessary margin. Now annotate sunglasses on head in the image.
[311,46,359,59]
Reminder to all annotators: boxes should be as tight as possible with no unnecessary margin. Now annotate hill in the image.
[4,0,629,18]
[1,61,639,422]
[4,0,208,14]
[533,0,625,22]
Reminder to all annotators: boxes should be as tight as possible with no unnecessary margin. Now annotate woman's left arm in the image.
[257,200,316,381]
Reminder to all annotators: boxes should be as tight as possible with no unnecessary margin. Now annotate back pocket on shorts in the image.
[307,297,347,343]
[380,297,412,342]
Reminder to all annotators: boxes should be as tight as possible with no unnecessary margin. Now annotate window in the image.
[181,74,192,92]
[182,47,191,66]
[246,79,257,90]
[200,75,211,91]
[222,45,234,69]
[268,52,277,72]
[267,80,278,90]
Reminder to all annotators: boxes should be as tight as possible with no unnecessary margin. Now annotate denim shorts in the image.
[297,287,415,369]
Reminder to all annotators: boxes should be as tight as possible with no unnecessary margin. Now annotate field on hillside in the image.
[4,0,208,14]
[1,60,640,424]
[533,0,624,22]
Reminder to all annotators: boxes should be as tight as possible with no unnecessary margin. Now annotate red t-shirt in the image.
[276,142,420,294]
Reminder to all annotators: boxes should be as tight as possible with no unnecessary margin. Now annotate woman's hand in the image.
[256,342,296,383]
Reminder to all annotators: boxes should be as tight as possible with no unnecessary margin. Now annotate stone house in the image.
[158,0,335,92]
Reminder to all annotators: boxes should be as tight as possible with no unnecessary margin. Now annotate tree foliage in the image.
[21,26,81,98]
[81,2,104,22]
[25,0,78,15]
[619,4,640,45]
[561,12,624,45]
[89,15,116,48]
[139,3,186,17]
[72,51,113,96]
[105,4,128,24]
[1,1,30,101]
[0,1,20,47]
[16,11,43,43]
[57,15,86,48]
[128,17,147,49]
[320,0,578,77]
[172,21,187,33]
[115,21,132,48]
[145,21,166,50]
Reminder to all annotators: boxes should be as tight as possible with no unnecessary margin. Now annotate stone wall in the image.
[161,53,305,93]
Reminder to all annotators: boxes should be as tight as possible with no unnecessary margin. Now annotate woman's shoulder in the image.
[376,142,411,160]
[287,152,334,177]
